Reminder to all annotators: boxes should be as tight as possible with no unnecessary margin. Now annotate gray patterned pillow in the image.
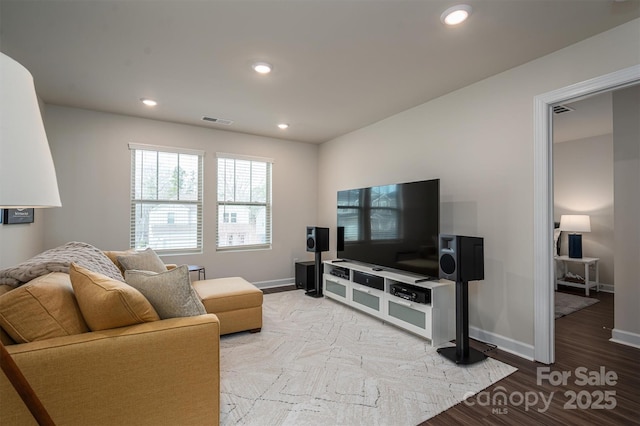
[124,265,206,319]
[117,248,167,273]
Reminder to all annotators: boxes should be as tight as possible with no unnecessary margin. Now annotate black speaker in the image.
[306,226,329,253]
[437,234,486,365]
[337,226,345,252]
[438,234,484,282]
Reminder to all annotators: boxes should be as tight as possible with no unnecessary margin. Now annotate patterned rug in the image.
[555,291,600,319]
[219,291,517,425]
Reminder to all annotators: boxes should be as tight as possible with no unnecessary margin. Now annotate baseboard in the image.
[252,278,295,289]
[469,326,535,361]
[610,328,640,349]
[598,283,615,293]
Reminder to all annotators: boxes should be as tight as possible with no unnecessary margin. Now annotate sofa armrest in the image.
[1,314,220,426]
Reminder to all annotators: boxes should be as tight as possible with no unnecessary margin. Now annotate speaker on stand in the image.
[437,234,487,365]
[305,226,329,298]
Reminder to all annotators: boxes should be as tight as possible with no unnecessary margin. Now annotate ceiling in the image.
[1,0,639,144]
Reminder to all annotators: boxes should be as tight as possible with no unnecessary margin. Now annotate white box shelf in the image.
[323,260,455,347]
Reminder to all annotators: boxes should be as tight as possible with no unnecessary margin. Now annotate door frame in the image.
[533,64,640,364]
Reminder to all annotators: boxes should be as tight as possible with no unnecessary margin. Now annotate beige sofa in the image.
[0,309,221,425]
[0,245,263,425]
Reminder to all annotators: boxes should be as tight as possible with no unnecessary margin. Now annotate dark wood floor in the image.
[425,288,640,425]
[264,286,639,425]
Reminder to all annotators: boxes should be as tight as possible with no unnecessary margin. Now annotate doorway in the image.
[533,64,640,364]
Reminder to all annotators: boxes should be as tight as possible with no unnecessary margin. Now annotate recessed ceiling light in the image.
[441,4,472,26]
[252,62,272,74]
[141,98,157,106]
[277,123,289,129]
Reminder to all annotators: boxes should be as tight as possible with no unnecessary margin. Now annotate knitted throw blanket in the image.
[0,241,124,287]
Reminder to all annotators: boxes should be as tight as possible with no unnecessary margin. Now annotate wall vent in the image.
[202,116,234,125]
[552,105,575,115]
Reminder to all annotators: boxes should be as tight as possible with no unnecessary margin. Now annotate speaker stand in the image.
[437,280,487,365]
[305,252,324,298]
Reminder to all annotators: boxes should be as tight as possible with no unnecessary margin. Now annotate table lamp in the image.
[559,215,591,258]
[1,51,60,424]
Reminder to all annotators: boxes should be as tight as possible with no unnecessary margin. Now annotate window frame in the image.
[129,143,204,255]
[216,152,273,252]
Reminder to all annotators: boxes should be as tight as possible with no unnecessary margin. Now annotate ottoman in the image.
[192,277,263,335]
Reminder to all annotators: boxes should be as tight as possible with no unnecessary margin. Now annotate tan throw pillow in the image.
[70,263,160,331]
[103,249,136,276]
[0,272,89,343]
[125,265,206,319]
[117,248,167,273]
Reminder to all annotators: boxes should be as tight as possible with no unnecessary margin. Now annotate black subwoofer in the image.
[295,261,315,291]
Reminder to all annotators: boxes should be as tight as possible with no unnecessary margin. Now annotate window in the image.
[129,144,204,254]
[217,153,272,251]
[223,212,237,223]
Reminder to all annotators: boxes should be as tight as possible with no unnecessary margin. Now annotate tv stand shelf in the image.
[322,260,455,346]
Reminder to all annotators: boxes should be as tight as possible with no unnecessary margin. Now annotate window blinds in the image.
[129,144,204,254]
[216,152,273,251]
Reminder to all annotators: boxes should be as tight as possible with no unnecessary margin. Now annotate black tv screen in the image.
[337,179,440,278]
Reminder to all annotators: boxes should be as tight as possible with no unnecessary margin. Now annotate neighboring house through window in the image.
[216,153,272,251]
[129,143,204,254]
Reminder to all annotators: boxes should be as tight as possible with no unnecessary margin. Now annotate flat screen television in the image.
[337,179,440,278]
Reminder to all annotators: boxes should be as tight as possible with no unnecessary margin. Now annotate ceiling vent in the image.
[202,116,234,125]
[553,104,575,115]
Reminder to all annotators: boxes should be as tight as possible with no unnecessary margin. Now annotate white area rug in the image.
[220,291,516,425]
[555,291,600,319]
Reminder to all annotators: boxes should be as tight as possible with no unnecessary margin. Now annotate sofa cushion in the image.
[117,248,167,273]
[125,265,206,319]
[0,272,89,343]
[70,263,160,331]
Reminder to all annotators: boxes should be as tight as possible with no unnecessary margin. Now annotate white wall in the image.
[318,19,640,353]
[554,134,614,287]
[612,85,640,346]
[0,210,47,268]
[40,105,319,285]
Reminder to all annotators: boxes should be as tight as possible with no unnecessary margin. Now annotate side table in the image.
[554,255,599,296]
[188,265,206,281]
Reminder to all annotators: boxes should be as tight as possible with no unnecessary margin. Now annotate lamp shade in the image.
[559,215,591,233]
[0,53,61,208]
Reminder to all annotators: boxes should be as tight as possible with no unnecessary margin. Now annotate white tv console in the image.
[322,260,455,347]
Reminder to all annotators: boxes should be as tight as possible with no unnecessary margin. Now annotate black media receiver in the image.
[353,271,384,291]
[390,283,431,304]
[329,266,350,280]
